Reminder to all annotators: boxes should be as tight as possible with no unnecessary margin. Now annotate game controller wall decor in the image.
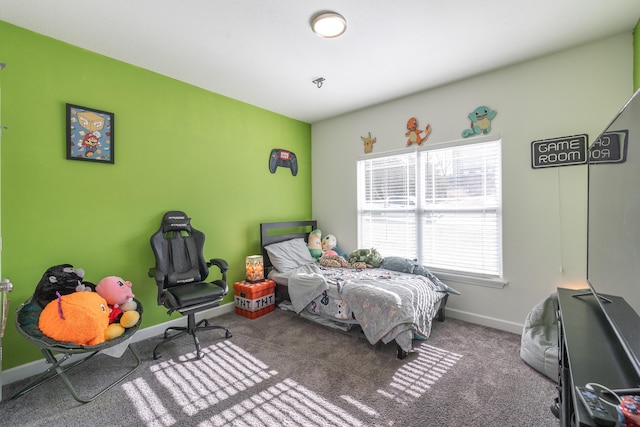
[269,148,298,176]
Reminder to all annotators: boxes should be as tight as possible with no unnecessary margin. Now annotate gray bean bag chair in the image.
[520,293,558,381]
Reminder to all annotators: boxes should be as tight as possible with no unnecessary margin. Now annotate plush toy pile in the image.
[35,264,140,346]
[307,233,461,295]
[309,231,370,269]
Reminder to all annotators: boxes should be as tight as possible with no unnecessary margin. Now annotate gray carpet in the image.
[0,308,559,426]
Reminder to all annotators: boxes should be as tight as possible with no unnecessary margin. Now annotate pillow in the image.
[381,256,417,274]
[265,238,315,272]
[382,256,461,295]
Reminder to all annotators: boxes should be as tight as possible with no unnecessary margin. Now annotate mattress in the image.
[269,263,447,352]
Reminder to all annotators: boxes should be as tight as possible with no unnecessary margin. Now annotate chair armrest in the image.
[208,258,228,283]
[208,258,229,272]
[148,267,168,305]
[148,267,165,282]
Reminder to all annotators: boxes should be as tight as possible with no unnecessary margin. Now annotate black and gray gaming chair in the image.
[148,210,231,360]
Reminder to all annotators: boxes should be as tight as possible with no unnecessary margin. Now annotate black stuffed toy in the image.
[32,264,95,308]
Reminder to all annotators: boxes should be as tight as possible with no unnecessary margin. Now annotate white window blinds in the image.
[357,139,502,279]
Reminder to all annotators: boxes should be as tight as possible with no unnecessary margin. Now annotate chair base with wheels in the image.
[11,298,143,403]
[153,302,232,360]
[149,210,231,360]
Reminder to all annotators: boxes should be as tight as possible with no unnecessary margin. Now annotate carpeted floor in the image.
[0,308,559,426]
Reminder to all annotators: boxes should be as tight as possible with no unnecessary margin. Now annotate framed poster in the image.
[66,103,114,164]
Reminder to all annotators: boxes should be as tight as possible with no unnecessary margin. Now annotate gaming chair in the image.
[148,210,231,359]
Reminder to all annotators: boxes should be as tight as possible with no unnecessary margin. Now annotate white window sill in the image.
[430,270,507,289]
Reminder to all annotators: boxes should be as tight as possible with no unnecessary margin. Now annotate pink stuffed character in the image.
[96,276,135,308]
[321,234,338,257]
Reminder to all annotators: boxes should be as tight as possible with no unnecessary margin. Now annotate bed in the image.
[260,220,452,359]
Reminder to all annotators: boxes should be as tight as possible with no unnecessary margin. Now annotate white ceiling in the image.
[2,0,640,123]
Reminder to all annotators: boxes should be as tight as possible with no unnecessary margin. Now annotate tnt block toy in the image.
[234,280,276,319]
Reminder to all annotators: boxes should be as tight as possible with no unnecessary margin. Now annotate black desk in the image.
[557,288,640,426]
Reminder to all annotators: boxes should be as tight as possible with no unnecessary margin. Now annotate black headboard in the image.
[260,220,317,270]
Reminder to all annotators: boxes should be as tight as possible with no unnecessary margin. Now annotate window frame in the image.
[356,135,506,288]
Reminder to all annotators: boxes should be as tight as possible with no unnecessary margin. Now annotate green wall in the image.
[0,21,312,369]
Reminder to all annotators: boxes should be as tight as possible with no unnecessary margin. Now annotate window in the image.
[357,137,502,283]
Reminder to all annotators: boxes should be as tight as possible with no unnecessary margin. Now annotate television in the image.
[586,87,640,385]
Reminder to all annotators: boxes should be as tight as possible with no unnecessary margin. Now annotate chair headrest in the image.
[161,211,192,233]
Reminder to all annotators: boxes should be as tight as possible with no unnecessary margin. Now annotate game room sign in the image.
[589,130,628,164]
[531,134,588,169]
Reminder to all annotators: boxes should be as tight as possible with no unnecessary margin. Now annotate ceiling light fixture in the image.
[311,12,347,38]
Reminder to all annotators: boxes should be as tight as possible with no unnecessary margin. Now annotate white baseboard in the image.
[2,303,235,386]
[445,308,524,335]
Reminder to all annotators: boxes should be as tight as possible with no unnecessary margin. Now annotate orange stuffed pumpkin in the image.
[38,292,109,346]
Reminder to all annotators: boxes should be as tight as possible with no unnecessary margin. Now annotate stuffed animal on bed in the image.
[308,229,323,259]
[348,248,384,267]
[33,264,95,309]
[319,254,368,269]
[321,234,338,257]
[320,234,349,259]
[38,291,110,346]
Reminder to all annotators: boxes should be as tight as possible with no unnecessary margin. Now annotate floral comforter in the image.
[287,264,446,352]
